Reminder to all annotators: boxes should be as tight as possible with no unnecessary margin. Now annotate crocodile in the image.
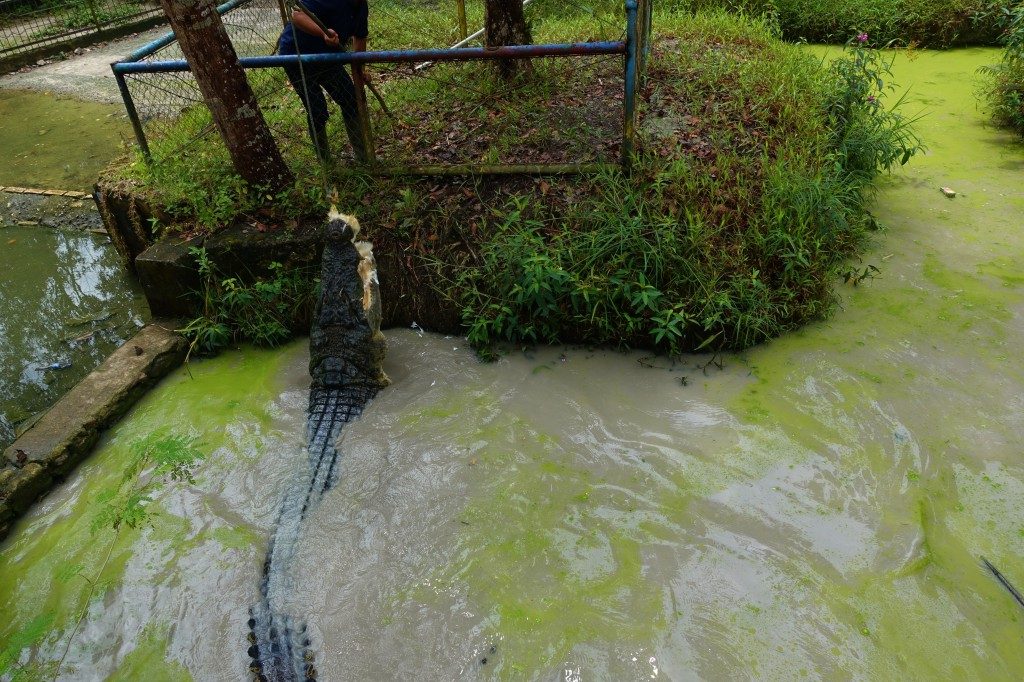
[248,211,389,681]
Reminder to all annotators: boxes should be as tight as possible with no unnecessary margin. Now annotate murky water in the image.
[2,48,1023,680]
[0,221,148,449]
[0,90,130,190]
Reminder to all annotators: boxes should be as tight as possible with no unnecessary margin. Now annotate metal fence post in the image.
[456,0,468,41]
[84,0,105,34]
[113,69,152,162]
[643,0,653,76]
[637,0,647,77]
[622,0,638,172]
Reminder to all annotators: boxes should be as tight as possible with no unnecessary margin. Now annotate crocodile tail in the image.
[248,521,317,682]
[248,598,316,681]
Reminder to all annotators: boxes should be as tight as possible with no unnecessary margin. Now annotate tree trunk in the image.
[484,0,532,79]
[159,0,293,192]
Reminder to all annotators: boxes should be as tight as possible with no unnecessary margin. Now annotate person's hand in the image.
[323,29,341,48]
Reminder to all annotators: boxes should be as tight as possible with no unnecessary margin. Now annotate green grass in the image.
[100,0,631,230]
[101,8,922,354]
[180,247,320,355]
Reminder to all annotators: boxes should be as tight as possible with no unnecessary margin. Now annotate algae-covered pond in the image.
[1,48,1023,679]
[0,90,130,191]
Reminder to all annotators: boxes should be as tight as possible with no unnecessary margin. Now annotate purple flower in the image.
[867,95,876,103]
[857,33,869,43]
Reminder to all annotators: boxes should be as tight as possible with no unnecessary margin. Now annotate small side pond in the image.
[0,193,149,450]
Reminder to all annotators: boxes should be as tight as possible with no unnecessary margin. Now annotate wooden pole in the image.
[352,65,376,164]
[456,0,468,41]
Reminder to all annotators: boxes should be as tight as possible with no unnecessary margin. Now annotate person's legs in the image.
[284,63,332,163]
[313,63,367,162]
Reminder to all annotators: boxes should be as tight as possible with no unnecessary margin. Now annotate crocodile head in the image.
[309,210,389,393]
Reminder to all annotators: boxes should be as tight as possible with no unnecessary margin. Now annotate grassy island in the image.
[99,6,922,356]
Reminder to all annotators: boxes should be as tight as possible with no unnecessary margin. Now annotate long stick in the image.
[365,80,393,117]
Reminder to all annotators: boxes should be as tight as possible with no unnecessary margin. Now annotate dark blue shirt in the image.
[278,0,368,55]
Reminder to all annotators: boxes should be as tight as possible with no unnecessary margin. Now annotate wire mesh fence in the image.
[115,0,650,177]
[0,0,163,68]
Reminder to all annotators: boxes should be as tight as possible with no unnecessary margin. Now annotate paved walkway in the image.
[1,2,284,104]
[0,26,168,104]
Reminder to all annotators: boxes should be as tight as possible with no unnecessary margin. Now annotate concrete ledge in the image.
[0,322,186,540]
[0,186,91,200]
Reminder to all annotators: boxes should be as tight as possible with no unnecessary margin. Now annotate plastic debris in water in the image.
[42,360,72,371]
[982,556,1024,610]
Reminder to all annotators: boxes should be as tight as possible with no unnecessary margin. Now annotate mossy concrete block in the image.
[0,323,186,540]
[0,462,52,516]
[203,220,325,277]
[135,237,201,319]
[134,220,325,322]
[3,322,186,472]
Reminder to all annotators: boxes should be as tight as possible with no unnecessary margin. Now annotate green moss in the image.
[108,624,192,682]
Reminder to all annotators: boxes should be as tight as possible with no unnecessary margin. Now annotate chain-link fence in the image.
[113,0,652,177]
[0,0,164,70]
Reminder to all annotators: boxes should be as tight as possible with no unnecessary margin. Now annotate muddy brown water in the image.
[0,48,1022,680]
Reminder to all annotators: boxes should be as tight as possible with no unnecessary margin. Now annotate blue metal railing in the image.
[115,41,627,74]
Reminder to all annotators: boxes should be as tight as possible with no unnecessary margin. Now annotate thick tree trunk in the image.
[159,0,293,192]
[484,0,532,79]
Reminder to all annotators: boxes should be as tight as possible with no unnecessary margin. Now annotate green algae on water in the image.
[107,624,193,682]
[719,46,1024,678]
[405,408,671,677]
[0,344,300,677]
[0,90,130,190]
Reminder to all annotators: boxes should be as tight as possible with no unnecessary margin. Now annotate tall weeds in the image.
[980,3,1024,135]
[692,0,1007,47]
